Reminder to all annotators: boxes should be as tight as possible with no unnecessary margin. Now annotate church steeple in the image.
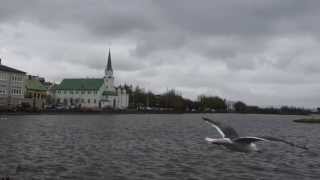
[107,48,113,72]
[105,48,113,77]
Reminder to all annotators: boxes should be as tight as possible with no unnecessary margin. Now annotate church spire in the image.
[107,48,113,72]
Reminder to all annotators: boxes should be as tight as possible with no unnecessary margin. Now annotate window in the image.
[94,99,96,104]
[88,99,90,103]
[81,91,85,94]
[94,91,97,94]
[64,90,67,94]
[70,90,74,94]
[81,99,84,103]
[87,91,91,94]
[12,89,18,94]
[15,76,22,82]
[75,91,79,94]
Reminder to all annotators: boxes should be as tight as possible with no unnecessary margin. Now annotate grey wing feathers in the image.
[202,117,239,139]
[233,137,267,144]
[259,136,309,150]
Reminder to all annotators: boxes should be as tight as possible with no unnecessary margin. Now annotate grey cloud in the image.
[2,0,320,107]
[156,0,320,36]
[2,0,320,39]
[0,0,158,38]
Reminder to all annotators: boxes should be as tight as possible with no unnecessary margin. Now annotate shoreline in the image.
[293,118,320,123]
[0,110,199,116]
[0,110,313,116]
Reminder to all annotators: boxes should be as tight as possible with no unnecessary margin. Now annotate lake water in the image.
[0,114,319,179]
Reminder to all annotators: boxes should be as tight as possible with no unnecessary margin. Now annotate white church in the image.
[54,50,129,109]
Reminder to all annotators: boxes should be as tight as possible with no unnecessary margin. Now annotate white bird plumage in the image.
[203,117,308,152]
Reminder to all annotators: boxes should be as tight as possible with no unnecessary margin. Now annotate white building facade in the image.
[54,50,129,109]
[0,59,26,109]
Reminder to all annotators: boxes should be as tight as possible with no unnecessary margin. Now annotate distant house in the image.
[24,76,48,110]
[0,59,26,110]
[226,100,236,112]
[54,50,129,109]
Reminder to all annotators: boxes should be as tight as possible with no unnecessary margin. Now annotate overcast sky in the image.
[1,0,320,107]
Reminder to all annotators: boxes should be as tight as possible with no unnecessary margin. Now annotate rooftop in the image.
[56,78,104,90]
[0,64,26,74]
[25,79,47,91]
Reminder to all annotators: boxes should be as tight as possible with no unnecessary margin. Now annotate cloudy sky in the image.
[1,0,320,107]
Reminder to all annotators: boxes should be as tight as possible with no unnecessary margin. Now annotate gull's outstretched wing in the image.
[202,117,239,139]
[233,136,308,150]
[259,136,309,150]
[233,136,267,144]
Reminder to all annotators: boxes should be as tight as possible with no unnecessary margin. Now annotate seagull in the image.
[202,117,308,153]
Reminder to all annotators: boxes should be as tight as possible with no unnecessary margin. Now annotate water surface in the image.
[0,114,319,179]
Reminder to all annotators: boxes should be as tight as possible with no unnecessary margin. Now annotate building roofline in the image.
[55,78,104,90]
[0,64,26,74]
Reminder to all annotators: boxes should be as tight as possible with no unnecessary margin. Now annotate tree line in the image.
[123,85,311,115]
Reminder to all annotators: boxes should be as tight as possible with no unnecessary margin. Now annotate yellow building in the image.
[25,77,47,110]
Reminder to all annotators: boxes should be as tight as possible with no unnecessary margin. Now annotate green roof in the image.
[56,78,104,90]
[25,79,47,91]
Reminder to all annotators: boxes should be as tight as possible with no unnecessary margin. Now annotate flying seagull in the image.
[202,117,308,152]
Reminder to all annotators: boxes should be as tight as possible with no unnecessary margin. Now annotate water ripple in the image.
[0,114,319,179]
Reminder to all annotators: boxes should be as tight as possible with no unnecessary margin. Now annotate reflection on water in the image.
[0,114,319,179]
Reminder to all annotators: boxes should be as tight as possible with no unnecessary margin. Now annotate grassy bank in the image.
[293,118,320,123]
